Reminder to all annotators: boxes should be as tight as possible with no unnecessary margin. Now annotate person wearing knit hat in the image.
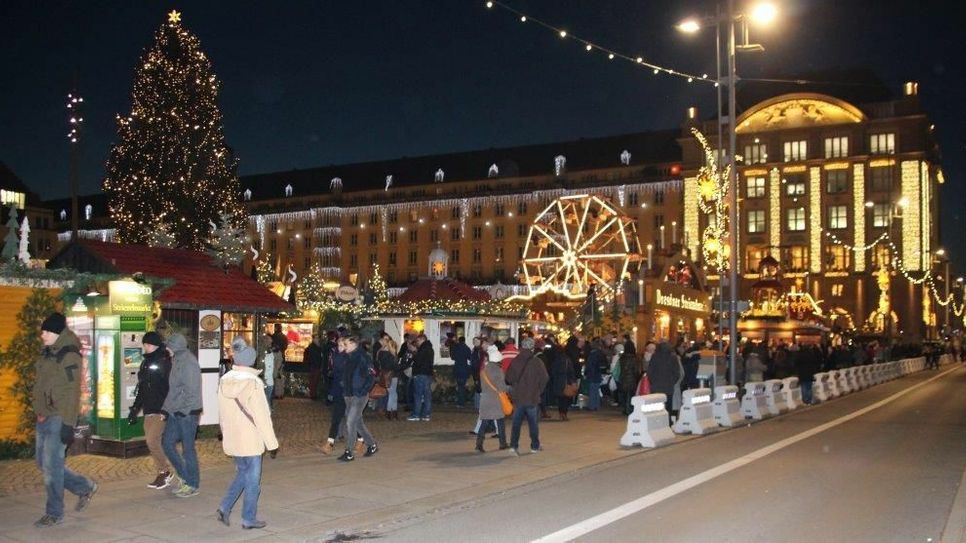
[33,313,98,527]
[475,345,509,453]
[130,331,173,490]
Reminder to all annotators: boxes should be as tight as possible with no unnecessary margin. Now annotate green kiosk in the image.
[67,279,154,457]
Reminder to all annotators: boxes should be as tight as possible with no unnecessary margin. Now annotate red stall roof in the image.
[49,240,293,313]
[395,277,491,304]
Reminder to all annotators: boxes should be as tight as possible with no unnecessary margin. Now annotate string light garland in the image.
[483,1,715,87]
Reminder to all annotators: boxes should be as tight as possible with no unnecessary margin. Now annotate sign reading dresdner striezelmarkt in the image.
[653,284,711,316]
[108,280,153,315]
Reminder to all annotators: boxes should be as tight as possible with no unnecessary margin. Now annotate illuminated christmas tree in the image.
[255,254,277,284]
[296,262,326,310]
[146,222,178,248]
[103,10,245,250]
[2,205,19,261]
[369,264,388,303]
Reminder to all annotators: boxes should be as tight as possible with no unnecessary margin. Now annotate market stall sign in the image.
[336,285,358,302]
[654,287,710,313]
[108,280,152,315]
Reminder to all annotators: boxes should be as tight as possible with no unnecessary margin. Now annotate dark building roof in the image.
[0,161,42,204]
[240,129,683,200]
[47,240,293,313]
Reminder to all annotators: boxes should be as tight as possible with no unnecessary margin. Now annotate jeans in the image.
[264,386,274,411]
[344,396,375,449]
[412,375,433,418]
[219,455,262,526]
[455,375,468,406]
[36,415,94,518]
[387,377,399,411]
[587,380,602,410]
[509,405,540,451]
[327,395,347,440]
[162,413,200,489]
[801,380,814,404]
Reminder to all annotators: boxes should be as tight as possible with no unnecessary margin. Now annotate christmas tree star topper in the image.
[168,10,181,24]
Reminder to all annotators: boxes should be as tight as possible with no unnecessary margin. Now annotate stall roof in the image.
[395,277,491,304]
[48,240,293,313]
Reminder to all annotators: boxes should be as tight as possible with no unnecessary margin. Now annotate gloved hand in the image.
[269,447,278,459]
[60,424,75,446]
[127,411,138,425]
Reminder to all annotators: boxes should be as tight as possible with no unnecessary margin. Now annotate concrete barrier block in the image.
[673,388,719,435]
[621,393,675,448]
[713,385,742,427]
[763,379,788,415]
[781,377,802,410]
[741,382,769,420]
[812,372,830,403]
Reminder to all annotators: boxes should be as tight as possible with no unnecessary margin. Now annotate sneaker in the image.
[338,451,355,462]
[33,514,62,527]
[175,484,199,498]
[530,447,544,454]
[147,471,171,490]
[364,444,378,457]
[498,444,510,450]
[170,476,184,493]
[508,448,519,457]
[320,440,334,455]
[242,520,267,530]
[406,416,421,421]
[76,482,98,512]
[216,509,230,527]
[420,417,431,422]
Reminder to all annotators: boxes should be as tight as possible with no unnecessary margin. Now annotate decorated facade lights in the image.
[692,128,731,272]
[483,1,714,86]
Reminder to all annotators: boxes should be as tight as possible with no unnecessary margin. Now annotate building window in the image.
[303,237,310,249]
[495,203,505,216]
[746,247,767,273]
[472,226,482,240]
[389,252,397,265]
[874,245,891,269]
[517,202,528,215]
[744,142,767,164]
[430,229,439,242]
[824,136,849,159]
[785,178,806,196]
[783,140,807,162]
[350,214,359,226]
[350,254,358,267]
[654,214,664,229]
[872,203,890,228]
[451,206,460,220]
[785,245,808,272]
[472,204,482,217]
[826,170,848,194]
[409,251,417,266]
[629,192,639,206]
[350,234,358,246]
[495,247,504,262]
[826,245,851,271]
[270,239,276,251]
[828,205,848,229]
[370,212,378,225]
[369,233,377,244]
[831,284,844,297]
[518,224,527,237]
[869,166,893,192]
[653,190,665,205]
[370,253,377,266]
[409,210,419,222]
[495,225,504,239]
[389,231,397,244]
[473,248,482,263]
[409,230,418,243]
[450,249,460,263]
[787,207,806,231]
[870,133,895,155]
[747,210,766,233]
[451,228,460,241]
[747,177,766,198]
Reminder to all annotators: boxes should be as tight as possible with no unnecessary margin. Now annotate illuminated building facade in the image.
[680,82,944,340]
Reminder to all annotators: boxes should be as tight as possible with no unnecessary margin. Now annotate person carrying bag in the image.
[475,345,510,452]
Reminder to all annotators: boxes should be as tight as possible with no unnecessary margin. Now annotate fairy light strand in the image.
[484,1,715,87]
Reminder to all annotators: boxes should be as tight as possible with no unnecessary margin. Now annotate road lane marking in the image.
[534,365,963,543]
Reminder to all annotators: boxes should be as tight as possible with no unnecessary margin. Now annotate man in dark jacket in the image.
[304,334,324,400]
[450,336,472,407]
[339,337,377,461]
[647,342,681,423]
[32,313,97,527]
[505,338,549,455]
[584,341,605,411]
[408,334,435,421]
[128,331,173,489]
[796,344,821,404]
[162,333,203,498]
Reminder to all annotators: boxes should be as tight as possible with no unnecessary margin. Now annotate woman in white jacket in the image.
[216,339,279,530]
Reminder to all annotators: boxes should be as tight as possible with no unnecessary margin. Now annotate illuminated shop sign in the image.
[655,288,710,313]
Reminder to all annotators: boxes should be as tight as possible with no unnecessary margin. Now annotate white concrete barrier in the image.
[763,379,788,416]
[673,388,719,435]
[827,370,842,397]
[713,385,742,427]
[836,369,851,395]
[847,367,861,391]
[782,377,802,410]
[812,372,830,403]
[741,382,769,420]
[620,393,675,448]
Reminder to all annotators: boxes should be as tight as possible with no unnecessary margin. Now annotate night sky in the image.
[2,1,963,267]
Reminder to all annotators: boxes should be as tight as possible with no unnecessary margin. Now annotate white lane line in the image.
[534,365,962,543]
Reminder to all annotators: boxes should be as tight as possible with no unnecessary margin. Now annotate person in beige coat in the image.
[216,339,278,530]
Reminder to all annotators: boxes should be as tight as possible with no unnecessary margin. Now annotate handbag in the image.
[369,383,388,399]
[637,374,651,396]
[562,382,578,398]
[481,367,513,416]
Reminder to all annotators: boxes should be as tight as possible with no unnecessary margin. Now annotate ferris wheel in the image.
[519,194,642,299]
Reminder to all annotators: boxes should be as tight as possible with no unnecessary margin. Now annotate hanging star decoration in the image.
[168,10,182,24]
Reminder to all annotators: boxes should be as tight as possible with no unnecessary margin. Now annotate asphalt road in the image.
[374,365,966,543]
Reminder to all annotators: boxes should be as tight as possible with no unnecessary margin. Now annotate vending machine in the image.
[79,280,154,456]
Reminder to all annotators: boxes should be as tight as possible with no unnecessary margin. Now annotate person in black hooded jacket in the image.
[128,332,173,490]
